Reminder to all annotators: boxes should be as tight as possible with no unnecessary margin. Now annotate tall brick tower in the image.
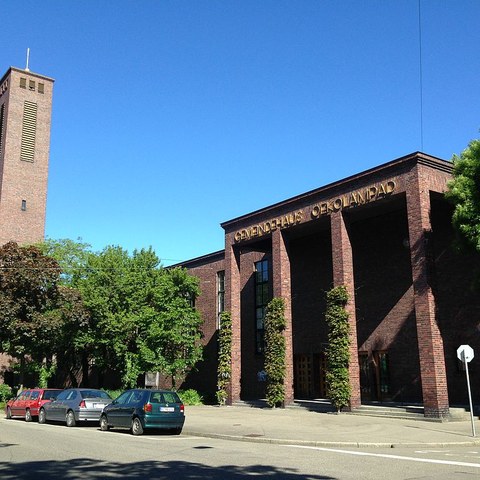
[0,65,54,245]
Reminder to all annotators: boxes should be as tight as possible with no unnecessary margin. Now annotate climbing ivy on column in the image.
[264,297,286,408]
[216,311,232,405]
[325,285,351,412]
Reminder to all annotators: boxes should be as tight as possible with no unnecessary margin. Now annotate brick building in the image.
[177,152,480,419]
[0,65,54,246]
[0,65,54,384]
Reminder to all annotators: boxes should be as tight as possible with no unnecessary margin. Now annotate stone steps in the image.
[233,399,479,422]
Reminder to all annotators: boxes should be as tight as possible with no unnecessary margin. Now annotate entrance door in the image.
[359,351,390,402]
[294,353,327,399]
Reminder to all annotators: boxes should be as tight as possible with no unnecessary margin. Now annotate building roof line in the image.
[221,151,452,229]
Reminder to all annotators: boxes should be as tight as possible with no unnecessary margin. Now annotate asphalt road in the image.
[1,417,480,479]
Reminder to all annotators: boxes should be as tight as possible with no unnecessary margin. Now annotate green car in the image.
[100,389,185,436]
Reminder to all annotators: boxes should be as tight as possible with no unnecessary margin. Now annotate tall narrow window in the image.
[20,101,37,162]
[0,104,4,155]
[254,259,270,353]
[19,77,26,89]
[216,270,225,329]
[21,200,27,211]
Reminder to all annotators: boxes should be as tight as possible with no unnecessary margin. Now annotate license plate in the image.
[93,403,106,409]
[160,407,174,412]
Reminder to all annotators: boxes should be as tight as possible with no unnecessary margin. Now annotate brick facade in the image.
[178,152,480,419]
[0,66,54,246]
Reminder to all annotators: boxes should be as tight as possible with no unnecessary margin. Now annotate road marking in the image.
[284,445,480,469]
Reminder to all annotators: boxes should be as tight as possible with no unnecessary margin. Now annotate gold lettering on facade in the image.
[311,180,396,218]
[234,210,304,243]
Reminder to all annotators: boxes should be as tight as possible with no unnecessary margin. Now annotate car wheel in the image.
[6,407,12,419]
[66,410,76,427]
[100,415,110,431]
[131,417,144,436]
[38,409,46,424]
[25,409,32,422]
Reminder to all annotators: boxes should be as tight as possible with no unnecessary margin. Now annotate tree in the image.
[37,238,92,287]
[137,267,203,389]
[77,246,203,389]
[325,285,351,412]
[0,242,84,385]
[264,297,287,408]
[445,139,480,254]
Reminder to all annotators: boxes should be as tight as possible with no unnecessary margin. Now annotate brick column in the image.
[406,169,449,419]
[272,229,294,405]
[225,233,241,404]
[330,212,361,409]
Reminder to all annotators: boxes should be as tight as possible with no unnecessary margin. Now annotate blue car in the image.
[100,389,185,436]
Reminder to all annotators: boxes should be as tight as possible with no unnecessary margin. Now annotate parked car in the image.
[100,389,185,436]
[5,388,62,422]
[38,388,112,427]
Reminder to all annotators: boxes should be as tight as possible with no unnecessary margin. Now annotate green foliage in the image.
[217,311,232,405]
[445,139,480,255]
[0,383,13,402]
[0,242,87,384]
[36,238,92,287]
[105,389,123,400]
[77,247,203,389]
[325,285,351,412]
[178,389,203,405]
[264,297,286,408]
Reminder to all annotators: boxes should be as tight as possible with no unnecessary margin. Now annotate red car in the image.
[5,388,62,422]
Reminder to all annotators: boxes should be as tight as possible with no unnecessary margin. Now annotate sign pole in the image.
[463,353,476,437]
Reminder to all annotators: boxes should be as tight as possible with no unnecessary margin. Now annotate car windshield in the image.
[80,390,111,399]
[42,390,59,400]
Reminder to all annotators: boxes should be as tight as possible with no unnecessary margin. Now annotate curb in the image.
[182,429,480,449]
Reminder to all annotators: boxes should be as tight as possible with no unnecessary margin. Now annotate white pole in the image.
[464,353,476,437]
[25,48,30,71]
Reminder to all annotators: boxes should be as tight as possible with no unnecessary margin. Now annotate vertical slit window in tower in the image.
[20,77,26,89]
[0,103,4,155]
[21,200,27,211]
[20,101,37,162]
[38,83,44,94]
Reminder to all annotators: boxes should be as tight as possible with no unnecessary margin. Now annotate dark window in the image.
[217,270,225,329]
[56,390,70,401]
[114,391,131,405]
[38,83,44,94]
[42,390,59,400]
[254,259,270,353]
[30,391,40,400]
[0,104,4,155]
[21,200,26,211]
[29,80,35,91]
[19,77,26,89]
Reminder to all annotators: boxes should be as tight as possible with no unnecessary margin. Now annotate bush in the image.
[325,285,351,412]
[105,389,123,401]
[178,389,203,405]
[264,298,287,408]
[0,384,13,403]
[217,311,232,405]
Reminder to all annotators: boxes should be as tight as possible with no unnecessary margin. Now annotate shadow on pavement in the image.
[0,458,337,479]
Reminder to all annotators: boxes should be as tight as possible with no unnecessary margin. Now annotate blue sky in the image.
[2,1,479,265]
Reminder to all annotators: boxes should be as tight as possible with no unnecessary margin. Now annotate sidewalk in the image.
[182,405,480,448]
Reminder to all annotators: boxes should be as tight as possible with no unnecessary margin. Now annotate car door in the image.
[28,390,40,416]
[106,391,132,427]
[46,390,69,420]
[12,391,28,416]
[118,391,145,428]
